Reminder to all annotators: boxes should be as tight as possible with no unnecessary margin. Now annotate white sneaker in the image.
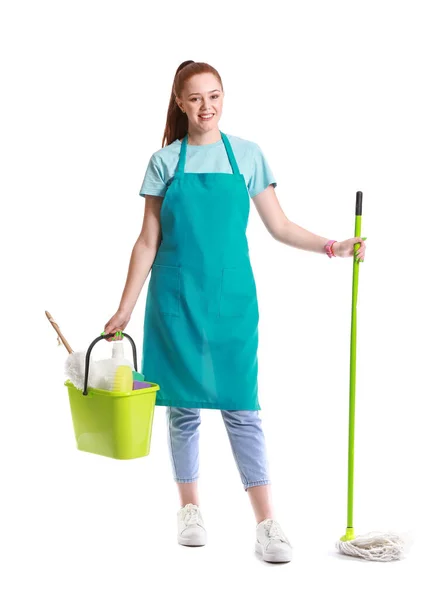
[255,518,293,562]
[177,503,207,546]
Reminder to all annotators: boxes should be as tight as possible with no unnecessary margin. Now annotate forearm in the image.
[274,219,331,254]
[118,240,158,315]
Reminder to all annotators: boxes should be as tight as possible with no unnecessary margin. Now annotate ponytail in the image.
[161,61,224,148]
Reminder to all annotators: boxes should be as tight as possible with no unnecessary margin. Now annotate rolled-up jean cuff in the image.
[175,477,199,484]
[244,479,271,491]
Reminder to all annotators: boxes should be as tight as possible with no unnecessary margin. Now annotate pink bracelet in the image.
[324,240,337,258]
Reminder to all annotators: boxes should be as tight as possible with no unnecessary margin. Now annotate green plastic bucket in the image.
[64,332,160,460]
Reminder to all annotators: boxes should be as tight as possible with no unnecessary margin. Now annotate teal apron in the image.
[141,131,260,410]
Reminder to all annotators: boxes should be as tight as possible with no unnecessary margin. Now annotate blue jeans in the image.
[166,407,271,491]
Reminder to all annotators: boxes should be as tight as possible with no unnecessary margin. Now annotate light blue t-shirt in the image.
[139,133,277,199]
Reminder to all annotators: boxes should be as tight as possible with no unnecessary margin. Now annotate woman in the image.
[104,60,366,563]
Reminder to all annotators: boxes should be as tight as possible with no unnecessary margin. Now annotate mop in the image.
[335,192,411,561]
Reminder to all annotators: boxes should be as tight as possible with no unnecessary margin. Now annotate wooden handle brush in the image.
[45,310,74,354]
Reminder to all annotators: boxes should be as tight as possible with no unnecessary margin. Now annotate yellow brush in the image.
[112,365,134,393]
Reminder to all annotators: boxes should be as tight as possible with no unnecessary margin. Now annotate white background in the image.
[1,0,427,598]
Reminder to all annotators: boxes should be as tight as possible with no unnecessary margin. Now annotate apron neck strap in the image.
[221,132,240,174]
[177,131,240,175]
[177,134,188,174]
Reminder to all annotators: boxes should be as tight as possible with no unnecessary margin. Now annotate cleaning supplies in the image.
[111,365,134,392]
[95,341,134,391]
[133,371,145,382]
[64,341,133,392]
[64,350,105,391]
[50,317,151,395]
[133,380,153,390]
[132,370,151,389]
[45,311,101,391]
[64,332,160,459]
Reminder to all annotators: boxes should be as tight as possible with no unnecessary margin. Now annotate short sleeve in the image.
[247,143,277,198]
[139,154,167,198]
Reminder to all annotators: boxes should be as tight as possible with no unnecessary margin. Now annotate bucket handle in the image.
[83,332,138,396]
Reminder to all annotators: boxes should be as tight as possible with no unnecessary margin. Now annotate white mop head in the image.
[336,530,412,561]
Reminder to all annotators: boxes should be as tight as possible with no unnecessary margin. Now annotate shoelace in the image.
[264,519,288,543]
[182,504,201,526]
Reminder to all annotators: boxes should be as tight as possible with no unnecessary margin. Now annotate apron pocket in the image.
[151,264,181,317]
[220,266,255,318]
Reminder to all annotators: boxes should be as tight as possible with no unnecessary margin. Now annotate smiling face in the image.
[176,72,224,134]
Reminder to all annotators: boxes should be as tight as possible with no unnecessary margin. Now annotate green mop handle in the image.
[342,190,363,542]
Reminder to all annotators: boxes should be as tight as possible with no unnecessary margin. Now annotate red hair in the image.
[162,61,224,148]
